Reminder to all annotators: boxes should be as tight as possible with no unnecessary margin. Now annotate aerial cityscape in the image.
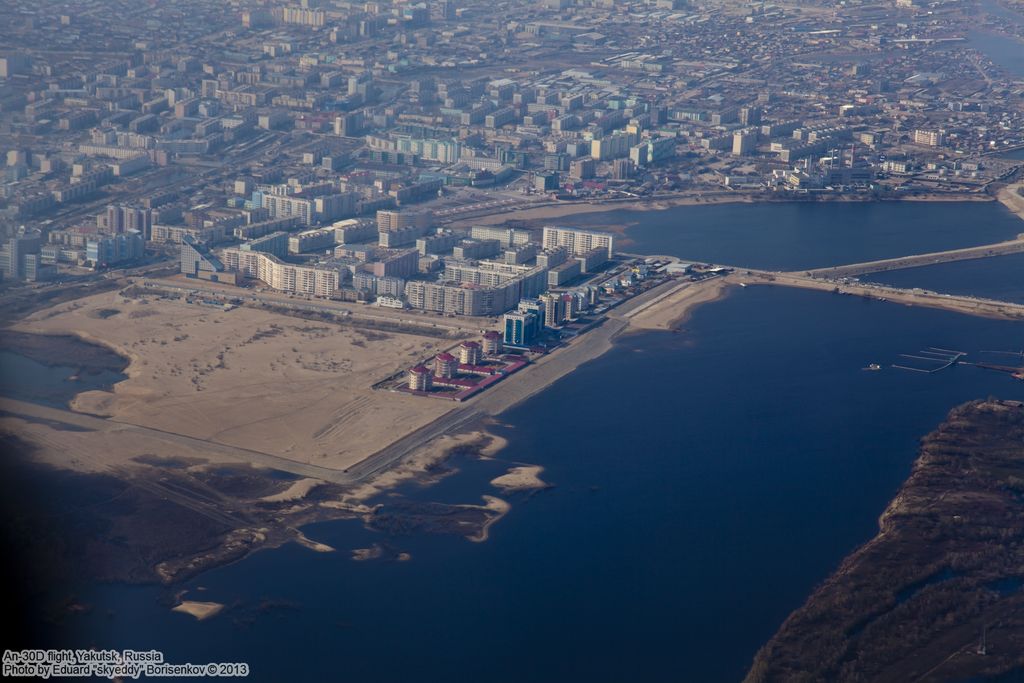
[1,0,1024,679]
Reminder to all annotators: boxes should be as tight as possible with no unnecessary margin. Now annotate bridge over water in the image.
[796,237,1024,279]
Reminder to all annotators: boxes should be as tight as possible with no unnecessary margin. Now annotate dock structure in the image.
[892,347,965,374]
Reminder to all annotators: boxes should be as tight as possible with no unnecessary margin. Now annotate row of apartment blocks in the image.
[219,247,341,297]
[502,286,602,347]
[179,216,616,315]
[400,228,612,316]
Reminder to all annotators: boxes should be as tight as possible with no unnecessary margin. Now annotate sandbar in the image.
[172,600,224,621]
[490,465,549,492]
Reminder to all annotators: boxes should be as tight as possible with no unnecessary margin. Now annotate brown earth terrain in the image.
[746,400,1024,683]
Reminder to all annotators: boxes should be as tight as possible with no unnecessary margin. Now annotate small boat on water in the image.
[863,363,882,371]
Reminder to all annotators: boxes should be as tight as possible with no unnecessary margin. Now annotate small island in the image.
[746,400,1024,682]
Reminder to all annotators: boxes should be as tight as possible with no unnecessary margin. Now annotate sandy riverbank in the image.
[997,181,1024,221]
[624,278,732,331]
[451,191,996,228]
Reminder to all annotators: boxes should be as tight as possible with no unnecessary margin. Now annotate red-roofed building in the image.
[434,353,458,378]
[408,365,432,391]
[459,340,482,365]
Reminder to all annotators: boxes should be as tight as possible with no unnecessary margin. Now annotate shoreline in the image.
[733,270,1024,321]
[0,274,730,587]
[997,181,1024,221]
[745,400,1024,681]
[449,190,1001,228]
[7,192,1024,587]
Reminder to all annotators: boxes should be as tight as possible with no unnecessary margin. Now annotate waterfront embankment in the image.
[733,270,1024,321]
[449,191,999,229]
[998,181,1024,220]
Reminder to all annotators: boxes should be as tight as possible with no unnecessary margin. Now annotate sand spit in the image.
[624,278,732,331]
[467,495,511,543]
[261,478,322,503]
[293,530,335,553]
[997,181,1024,221]
[477,432,509,458]
[338,430,498,504]
[490,465,549,492]
[172,600,225,621]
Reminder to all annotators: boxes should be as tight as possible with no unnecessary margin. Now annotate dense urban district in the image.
[3,0,1024,679]
[2,0,1024,294]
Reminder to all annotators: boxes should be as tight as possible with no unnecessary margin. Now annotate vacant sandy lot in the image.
[625,278,731,331]
[16,290,461,470]
[999,182,1024,223]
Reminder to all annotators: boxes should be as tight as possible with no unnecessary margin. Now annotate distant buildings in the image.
[482,331,503,355]
[434,353,458,378]
[86,231,144,267]
[459,341,482,365]
[408,365,432,391]
[732,129,758,156]
[180,235,235,284]
[469,226,531,247]
[542,226,615,259]
[240,231,289,257]
[289,228,336,254]
[221,248,341,296]
[503,310,540,347]
[913,129,944,147]
[0,232,55,282]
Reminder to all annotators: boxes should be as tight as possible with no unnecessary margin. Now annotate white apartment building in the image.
[542,226,615,259]
[221,248,340,297]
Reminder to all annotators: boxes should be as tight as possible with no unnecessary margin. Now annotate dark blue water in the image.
[49,286,1024,682]
[865,252,1024,303]
[557,201,1023,270]
[971,0,1024,77]
[1000,148,1024,161]
[0,350,126,407]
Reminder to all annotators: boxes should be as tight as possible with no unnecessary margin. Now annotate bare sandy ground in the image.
[490,465,548,492]
[14,290,459,471]
[998,182,1024,223]
[468,495,510,542]
[333,429,502,504]
[624,278,732,331]
[293,530,335,553]
[172,600,224,620]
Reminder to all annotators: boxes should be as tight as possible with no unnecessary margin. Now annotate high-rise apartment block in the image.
[542,226,615,259]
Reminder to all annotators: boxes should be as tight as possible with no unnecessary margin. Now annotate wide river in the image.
[26,200,1024,681]
[971,0,1024,78]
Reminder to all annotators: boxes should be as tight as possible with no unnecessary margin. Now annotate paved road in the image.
[0,398,358,484]
[799,238,1024,279]
[732,270,1024,321]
